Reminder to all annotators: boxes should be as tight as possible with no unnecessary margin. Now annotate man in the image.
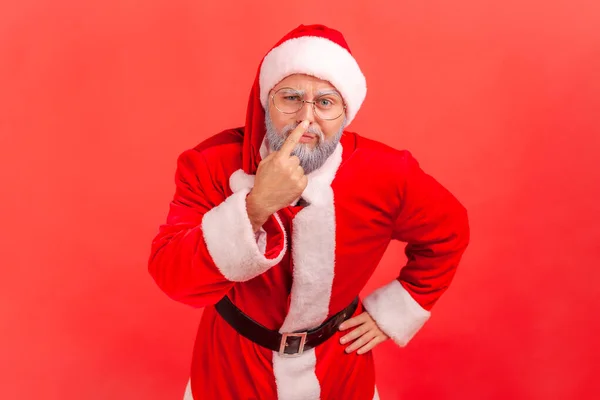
[149,24,470,400]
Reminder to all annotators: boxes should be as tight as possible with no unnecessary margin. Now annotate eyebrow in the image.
[276,88,341,97]
[278,88,305,96]
[315,89,341,97]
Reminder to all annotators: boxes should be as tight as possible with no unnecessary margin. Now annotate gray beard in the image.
[264,107,345,175]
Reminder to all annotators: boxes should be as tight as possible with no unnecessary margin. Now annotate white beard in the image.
[264,108,345,174]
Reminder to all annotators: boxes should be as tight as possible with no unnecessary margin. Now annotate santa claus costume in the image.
[149,24,470,400]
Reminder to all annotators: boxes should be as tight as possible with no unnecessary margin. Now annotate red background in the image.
[1,0,599,399]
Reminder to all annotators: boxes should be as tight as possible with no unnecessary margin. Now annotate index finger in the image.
[339,312,369,331]
[279,120,309,157]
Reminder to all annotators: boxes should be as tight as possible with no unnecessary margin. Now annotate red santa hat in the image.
[258,24,367,126]
[243,24,366,175]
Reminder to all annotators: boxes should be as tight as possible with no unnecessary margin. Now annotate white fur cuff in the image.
[362,280,431,347]
[201,189,286,282]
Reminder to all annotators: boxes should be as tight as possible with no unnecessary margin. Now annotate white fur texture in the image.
[199,145,346,399]
[259,36,367,126]
[362,280,431,347]
[183,379,192,399]
[201,170,287,282]
[273,144,342,400]
[373,386,380,400]
[272,348,320,400]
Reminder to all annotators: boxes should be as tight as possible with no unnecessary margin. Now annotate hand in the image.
[338,311,389,355]
[246,120,310,231]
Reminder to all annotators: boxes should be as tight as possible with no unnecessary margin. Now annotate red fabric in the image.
[392,151,471,310]
[147,143,287,308]
[148,129,469,398]
[190,298,375,400]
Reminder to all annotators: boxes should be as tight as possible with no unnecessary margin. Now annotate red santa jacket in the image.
[148,123,470,399]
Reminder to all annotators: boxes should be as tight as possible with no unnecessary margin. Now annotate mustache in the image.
[281,122,325,143]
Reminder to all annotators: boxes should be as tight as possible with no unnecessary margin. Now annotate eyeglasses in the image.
[270,87,346,121]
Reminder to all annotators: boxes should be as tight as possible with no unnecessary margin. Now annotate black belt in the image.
[214,296,359,357]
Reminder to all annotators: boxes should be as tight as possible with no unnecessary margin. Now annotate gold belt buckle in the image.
[279,332,307,357]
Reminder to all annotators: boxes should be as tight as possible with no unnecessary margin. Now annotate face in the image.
[265,74,347,174]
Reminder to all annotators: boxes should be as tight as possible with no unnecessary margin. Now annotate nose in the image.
[296,100,316,124]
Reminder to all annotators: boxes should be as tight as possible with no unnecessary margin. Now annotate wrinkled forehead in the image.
[272,73,341,97]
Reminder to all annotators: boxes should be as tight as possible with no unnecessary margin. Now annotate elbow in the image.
[147,243,226,309]
[147,247,178,299]
[147,241,189,304]
[148,258,206,308]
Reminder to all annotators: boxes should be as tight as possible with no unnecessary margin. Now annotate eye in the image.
[318,98,333,107]
[284,95,301,101]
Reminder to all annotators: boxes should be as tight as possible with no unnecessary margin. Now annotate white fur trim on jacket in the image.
[202,140,344,400]
[259,36,367,127]
[201,170,287,282]
[273,143,343,400]
[183,379,193,400]
[362,279,431,347]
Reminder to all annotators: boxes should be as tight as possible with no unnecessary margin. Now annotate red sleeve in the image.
[148,149,287,308]
[362,150,470,346]
[393,151,470,309]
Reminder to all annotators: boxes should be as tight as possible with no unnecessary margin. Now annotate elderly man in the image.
[149,24,470,400]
